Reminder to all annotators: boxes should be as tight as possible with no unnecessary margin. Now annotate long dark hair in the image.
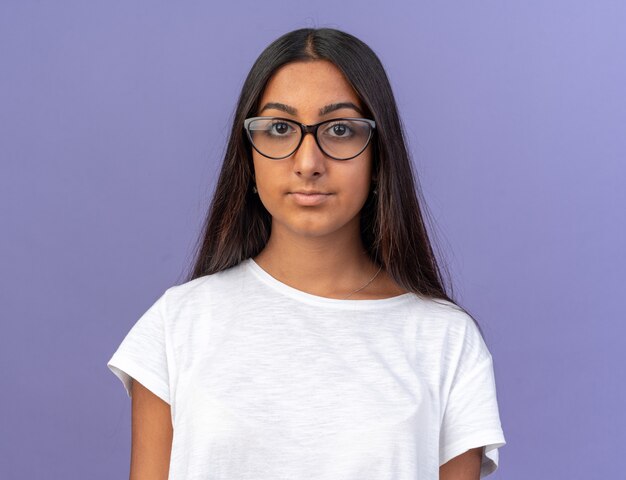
[185,27,484,337]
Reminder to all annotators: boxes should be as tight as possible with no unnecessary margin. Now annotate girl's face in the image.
[251,60,374,239]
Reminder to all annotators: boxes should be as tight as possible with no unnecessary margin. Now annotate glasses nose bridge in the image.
[297,122,323,151]
[300,122,319,138]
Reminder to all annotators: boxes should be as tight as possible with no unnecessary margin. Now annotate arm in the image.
[439,447,483,480]
[129,379,173,480]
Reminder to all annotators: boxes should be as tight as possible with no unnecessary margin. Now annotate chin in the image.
[289,223,339,237]
[287,214,360,239]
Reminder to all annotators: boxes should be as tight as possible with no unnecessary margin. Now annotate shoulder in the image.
[411,295,480,336]
[419,299,493,387]
[427,299,488,356]
[410,296,491,371]
[161,261,249,314]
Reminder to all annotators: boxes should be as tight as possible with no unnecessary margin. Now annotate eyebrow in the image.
[259,101,364,116]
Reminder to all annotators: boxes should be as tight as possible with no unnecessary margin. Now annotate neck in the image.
[253,219,381,299]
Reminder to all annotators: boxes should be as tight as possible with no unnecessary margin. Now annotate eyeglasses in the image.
[243,116,376,160]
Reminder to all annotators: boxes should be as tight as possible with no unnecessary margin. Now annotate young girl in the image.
[108,27,506,480]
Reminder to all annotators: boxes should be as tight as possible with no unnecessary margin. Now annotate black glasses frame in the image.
[243,116,376,160]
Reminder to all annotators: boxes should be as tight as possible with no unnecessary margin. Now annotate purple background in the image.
[1,1,624,478]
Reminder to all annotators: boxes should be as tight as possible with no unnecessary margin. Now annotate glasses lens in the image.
[317,119,373,159]
[247,118,301,158]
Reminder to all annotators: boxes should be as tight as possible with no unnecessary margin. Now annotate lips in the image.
[290,191,330,195]
[288,191,332,206]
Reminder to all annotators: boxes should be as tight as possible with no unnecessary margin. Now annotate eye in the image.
[268,121,296,136]
[322,121,355,138]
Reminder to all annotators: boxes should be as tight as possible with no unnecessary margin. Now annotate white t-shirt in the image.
[107,257,506,479]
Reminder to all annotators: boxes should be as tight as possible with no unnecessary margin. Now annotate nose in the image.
[292,131,326,177]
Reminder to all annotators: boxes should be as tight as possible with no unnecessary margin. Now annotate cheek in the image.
[302,170,370,225]
[252,155,275,194]
[343,157,374,205]
[252,161,286,216]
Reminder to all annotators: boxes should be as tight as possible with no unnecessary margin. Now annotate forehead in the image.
[259,60,362,111]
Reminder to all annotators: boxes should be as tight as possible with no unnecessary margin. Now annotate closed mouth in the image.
[289,192,331,195]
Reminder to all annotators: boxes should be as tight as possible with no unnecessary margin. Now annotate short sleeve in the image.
[439,317,507,478]
[106,289,171,404]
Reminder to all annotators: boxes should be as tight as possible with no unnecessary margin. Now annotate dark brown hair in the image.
[184,27,484,337]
